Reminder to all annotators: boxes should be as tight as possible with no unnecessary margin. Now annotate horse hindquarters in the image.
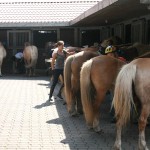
[112,63,138,150]
[80,59,105,132]
[30,46,38,76]
[24,46,38,76]
[0,47,6,76]
[64,55,76,115]
[80,59,94,129]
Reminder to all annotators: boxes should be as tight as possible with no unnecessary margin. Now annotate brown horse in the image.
[65,46,100,54]
[64,50,99,116]
[23,42,38,76]
[80,55,125,132]
[0,42,6,76]
[133,42,150,56]
[112,58,150,150]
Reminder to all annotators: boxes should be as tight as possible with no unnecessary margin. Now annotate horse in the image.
[116,42,150,62]
[65,46,100,54]
[0,42,6,77]
[112,58,150,150]
[133,42,150,56]
[64,50,99,116]
[100,36,123,55]
[23,42,38,77]
[80,55,125,132]
[118,45,139,61]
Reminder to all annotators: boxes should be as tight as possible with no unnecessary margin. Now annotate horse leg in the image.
[114,119,122,150]
[93,91,105,132]
[32,67,36,76]
[67,76,78,116]
[26,68,29,76]
[74,75,83,114]
[138,105,150,150]
[29,68,32,77]
[76,93,83,114]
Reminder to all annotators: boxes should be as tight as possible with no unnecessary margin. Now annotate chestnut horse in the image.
[23,43,38,76]
[80,55,125,132]
[112,58,150,150]
[0,42,6,76]
[64,50,99,116]
[66,46,100,54]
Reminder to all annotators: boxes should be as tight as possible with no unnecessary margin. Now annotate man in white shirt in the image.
[15,52,23,59]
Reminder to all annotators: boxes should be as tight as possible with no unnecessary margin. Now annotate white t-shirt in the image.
[15,52,23,59]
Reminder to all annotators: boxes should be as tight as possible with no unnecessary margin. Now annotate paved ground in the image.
[0,75,150,150]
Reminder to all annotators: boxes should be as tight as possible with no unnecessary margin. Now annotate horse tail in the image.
[112,63,137,126]
[0,46,6,58]
[80,59,93,125]
[3,47,6,58]
[64,55,74,105]
[25,46,38,68]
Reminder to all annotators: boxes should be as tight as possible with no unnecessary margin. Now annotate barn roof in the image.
[0,0,101,27]
[0,0,149,28]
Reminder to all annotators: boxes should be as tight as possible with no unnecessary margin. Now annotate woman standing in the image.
[49,40,68,101]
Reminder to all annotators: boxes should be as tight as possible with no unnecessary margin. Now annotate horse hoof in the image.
[87,125,93,130]
[113,145,122,150]
[77,109,83,115]
[96,129,103,134]
[70,111,78,117]
[93,126,103,133]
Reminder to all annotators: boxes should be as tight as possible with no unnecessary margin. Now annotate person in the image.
[12,51,25,74]
[49,40,70,101]
[105,45,126,123]
[105,45,126,62]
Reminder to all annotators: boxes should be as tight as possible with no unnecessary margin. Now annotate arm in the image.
[67,51,75,57]
[51,52,57,70]
[64,48,75,57]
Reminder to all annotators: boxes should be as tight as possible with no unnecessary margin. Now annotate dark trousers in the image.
[49,69,64,98]
[12,56,25,74]
[16,59,25,73]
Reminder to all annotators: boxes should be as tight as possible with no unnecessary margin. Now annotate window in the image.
[7,30,30,48]
[33,30,57,48]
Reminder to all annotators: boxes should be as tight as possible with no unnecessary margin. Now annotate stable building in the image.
[0,0,150,73]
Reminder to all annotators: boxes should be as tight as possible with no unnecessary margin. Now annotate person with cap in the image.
[105,45,126,62]
[105,45,126,123]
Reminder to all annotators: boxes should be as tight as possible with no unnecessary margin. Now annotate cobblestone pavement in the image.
[0,75,150,150]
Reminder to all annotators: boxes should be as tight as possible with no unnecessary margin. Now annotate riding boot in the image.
[49,85,55,101]
[57,84,64,99]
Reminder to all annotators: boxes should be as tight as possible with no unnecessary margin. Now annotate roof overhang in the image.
[0,0,149,28]
[0,0,100,28]
[70,0,150,27]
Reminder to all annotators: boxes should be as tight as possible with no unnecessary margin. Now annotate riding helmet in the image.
[105,45,116,54]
